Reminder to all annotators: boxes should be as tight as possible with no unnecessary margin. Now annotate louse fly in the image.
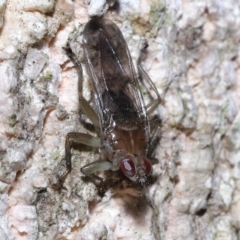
[63,18,161,190]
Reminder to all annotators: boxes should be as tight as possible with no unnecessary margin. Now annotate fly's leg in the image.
[145,98,161,115]
[81,160,119,192]
[65,132,102,171]
[137,69,161,115]
[148,117,162,159]
[65,133,118,193]
[137,63,161,115]
[137,41,162,115]
[54,132,101,190]
[137,42,163,159]
[64,44,100,131]
[65,133,100,188]
[81,160,118,175]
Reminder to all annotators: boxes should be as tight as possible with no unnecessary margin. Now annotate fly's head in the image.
[119,155,152,185]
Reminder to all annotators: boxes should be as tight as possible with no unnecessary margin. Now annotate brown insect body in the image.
[64,18,161,186]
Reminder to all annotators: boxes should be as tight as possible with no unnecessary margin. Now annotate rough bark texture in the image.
[0,0,239,239]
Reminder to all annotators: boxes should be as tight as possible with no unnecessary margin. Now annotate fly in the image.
[62,18,161,190]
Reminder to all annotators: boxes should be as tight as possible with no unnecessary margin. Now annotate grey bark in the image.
[0,0,239,239]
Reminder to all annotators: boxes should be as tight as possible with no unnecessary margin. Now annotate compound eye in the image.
[120,157,136,178]
[143,157,152,176]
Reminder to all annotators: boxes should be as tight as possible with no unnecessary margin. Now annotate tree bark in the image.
[0,0,239,239]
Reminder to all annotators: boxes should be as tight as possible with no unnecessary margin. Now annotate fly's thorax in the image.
[106,122,147,157]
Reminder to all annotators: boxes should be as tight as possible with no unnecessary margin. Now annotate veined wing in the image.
[82,18,148,130]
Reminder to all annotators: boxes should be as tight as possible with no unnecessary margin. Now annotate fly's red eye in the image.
[143,157,152,176]
[120,157,136,178]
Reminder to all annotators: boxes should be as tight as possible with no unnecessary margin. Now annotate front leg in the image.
[65,132,101,171]
[54,133,101,190]
[81,160,119,196]
[81,159,119,174]
[65,133,118,186]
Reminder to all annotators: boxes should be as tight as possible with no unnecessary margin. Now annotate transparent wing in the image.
[82,18,148,131]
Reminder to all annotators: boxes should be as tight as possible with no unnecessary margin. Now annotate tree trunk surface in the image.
[0,0,239,239]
